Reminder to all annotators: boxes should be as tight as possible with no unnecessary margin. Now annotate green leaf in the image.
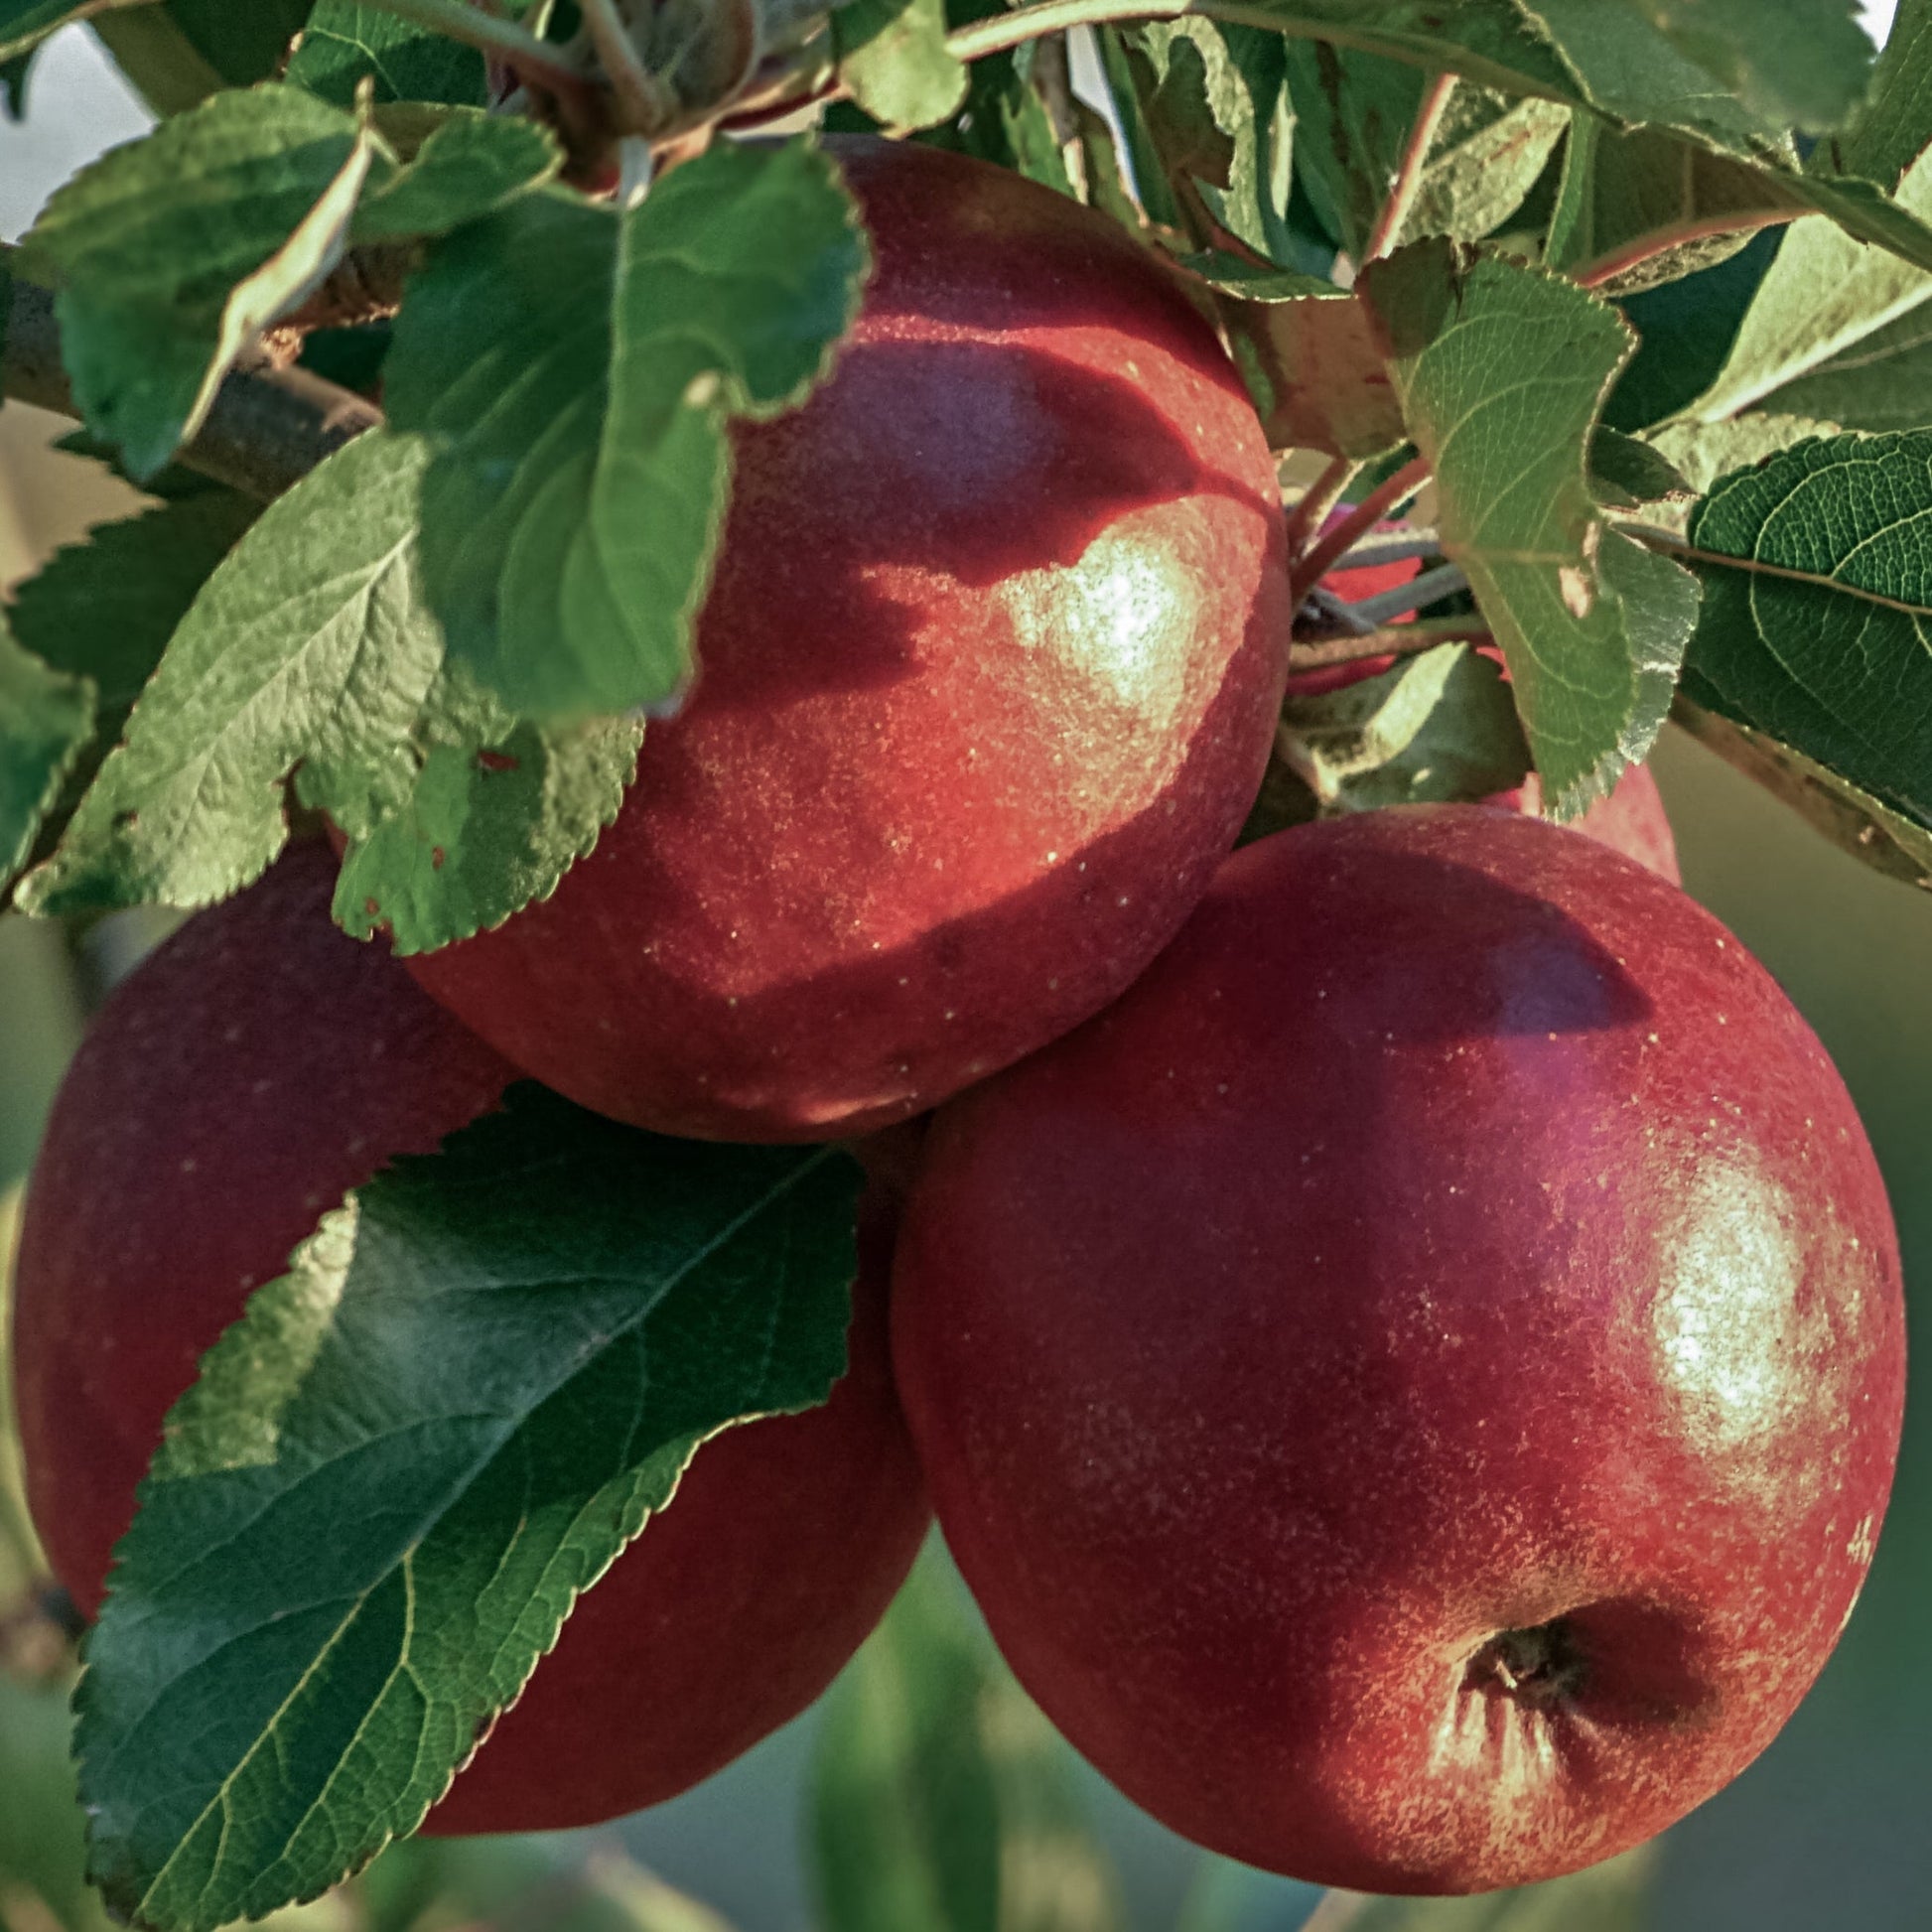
[812,1552,1125,1932]
[4,492,257,875]
[1673,697,1932,893]
[0,46,32,114]
[389,143,867,719]
[349,109,561,243]
[1393,85,1570,249]
[1681,430,1932,842]
[286,1,488,107]
[832,0,968,134]
[156,0,314,88]
[16,431,440,917]
[0,626,90,892]
[1826,0,1932,189]
[1281,40,1427,263]
[1364,242,1700,811]
[20,84,378,479]
[87,12,227,115]
[1547,121,1812,295]
[1275,642,1533,815]
[1677,142,1932,426]
[1328,1843,1654,1928]
[1215,285,1405,459]
[948,12,1073,196]
[1114,22,1297,263]
[329,704,643,955]
[1587,425,1689,507]
[76,1085,862,1930]
[1747,310,1932,434]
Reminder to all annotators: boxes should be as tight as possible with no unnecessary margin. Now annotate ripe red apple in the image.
[892,805,1903,1894]
[391,135,1290,1144]
[11,842,929,1833]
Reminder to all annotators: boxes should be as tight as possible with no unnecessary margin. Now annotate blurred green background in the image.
[3,14,1929,1930]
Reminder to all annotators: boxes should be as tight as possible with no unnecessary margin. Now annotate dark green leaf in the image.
[286,1,488,107]
[88,11,228,115]
[1274,642,1533,817]
[77,1085,862,1930]
[1,44,33,114]
[950,15,1073,196]
[19,84,377,479]
[158,0,313,88]
[1826,0,1932,189]
[349,109,561,242]
[833,0,968,134]
[1601,225,1779,432]
[812,1553,1124,1932]
[1673,697,1932,892]
[1588,425,1689,506]
[389,143,867,719]
[1114,22,1296,262]
[1329,1843,1654,1928]
[1364,241,1700,811]
[0,0,117,61]
[1682,430,1932,842]
[1094,27,1185,233]
[0,626,90,891]
[16,431,440,917]
[4,492,256,872]
[1282,39,1426,263]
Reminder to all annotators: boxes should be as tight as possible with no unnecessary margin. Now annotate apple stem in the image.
[1468,1619,1588,1709]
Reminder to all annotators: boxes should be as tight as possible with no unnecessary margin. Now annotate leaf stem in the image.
[1362,71,1456,264]
[355,0,594,99]
[1292,455,1433,601]
[1569,208,1800,291]
[1618,518,1932,616]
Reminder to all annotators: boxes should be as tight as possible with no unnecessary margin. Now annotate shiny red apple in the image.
[11,842,928,1833]
[893,805,1903,1893]
[391,135,1290,1144]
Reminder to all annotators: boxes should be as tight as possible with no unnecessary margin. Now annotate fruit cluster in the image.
[9,142,1904,1897]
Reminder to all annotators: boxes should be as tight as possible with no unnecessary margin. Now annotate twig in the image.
[1302,586,1378,635]
[1291,454,1433,600]
[1327,529,1441,569]
[1334,559,1466,627]
[1362,71,1455,264]
[579,0,677,134]
[1281,455,1358,564]
[3,271,381,502]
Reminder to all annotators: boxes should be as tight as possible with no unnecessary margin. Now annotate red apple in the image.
[892,805,1903,1893]
[392,135,1290,1144]
[11,842,929,1832]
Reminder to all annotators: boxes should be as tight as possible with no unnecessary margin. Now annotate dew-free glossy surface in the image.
[894,806,1903,1893]
[13,843,928,1832]
[402,136,1289,1142]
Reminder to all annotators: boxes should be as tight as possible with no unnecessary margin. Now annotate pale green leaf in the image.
[1277,643,1533,814]
[1646,413,1844,496]
[1365,242,1699,811]
[16,431,439,916]
[390,142,867,719]
[286,0,487,107]
[1395,87,1570,248]
[833,0,968,133]
[20,84,379,479]
[77,1087,861,1931]
[1681,142,1932,425]
[1681,430,1932,840]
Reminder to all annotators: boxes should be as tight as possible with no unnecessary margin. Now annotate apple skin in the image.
[892,805,1904,1893]
[11,842,929,1833]
[395,135,1290,1144]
